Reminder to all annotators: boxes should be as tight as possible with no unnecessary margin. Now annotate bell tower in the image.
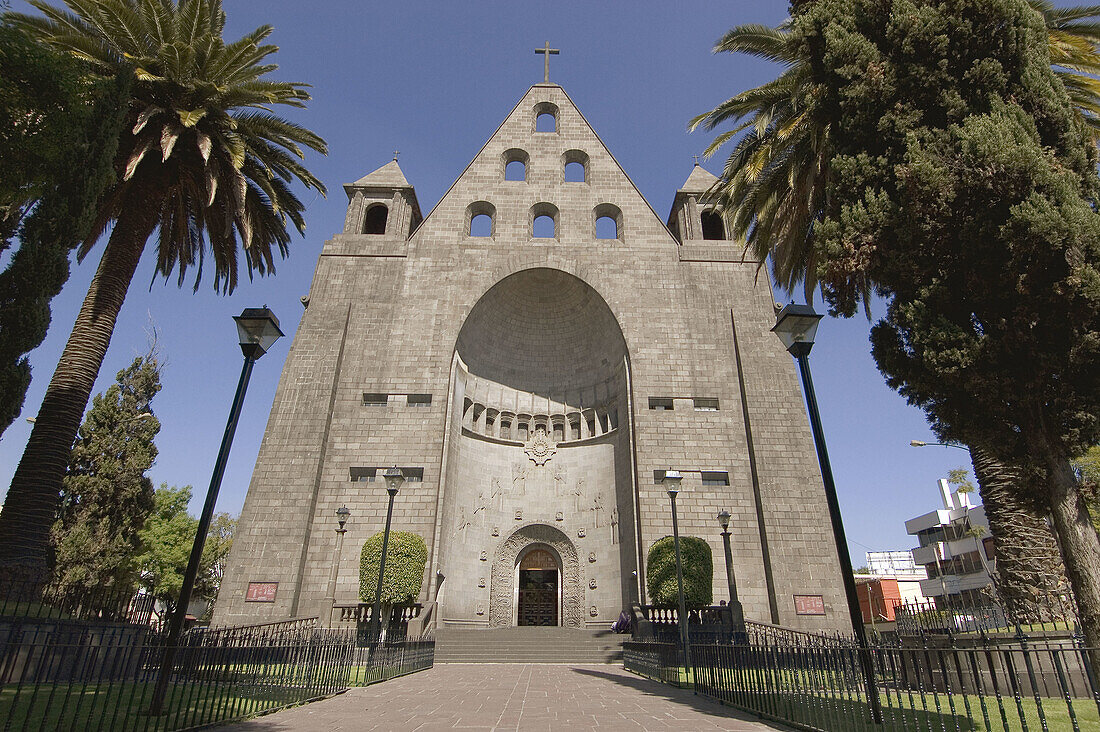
[341,159,422,239]
[667,162,731,243]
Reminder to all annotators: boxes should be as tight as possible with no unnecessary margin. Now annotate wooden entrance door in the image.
[517,548,559,626]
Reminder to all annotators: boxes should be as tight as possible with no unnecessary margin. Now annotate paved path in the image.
[220,664,791,731]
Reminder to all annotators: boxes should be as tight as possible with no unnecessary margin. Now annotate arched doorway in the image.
[516,546,560,626]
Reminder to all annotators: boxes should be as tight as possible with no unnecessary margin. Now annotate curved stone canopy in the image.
[455,268,627,396]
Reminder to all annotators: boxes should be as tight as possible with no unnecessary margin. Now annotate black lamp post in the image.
[327,506,351,625]
[149,307,283,715]
[662,469,693,681]
[772,303,882,724]
[370,466,404,643]
[716,510,745,633]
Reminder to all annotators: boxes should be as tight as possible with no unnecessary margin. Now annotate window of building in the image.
[570,420,581,441]
[531,202,558,239]
[500,420,512,440]
[701,210,725,240]
[350,467,378,482]
[517,423,529,441]
[466,201,495,237]
[648,397,673,410]
[363,204,388,235]
[363,393,388,406]
[406,394,432,407]
[534,102,558,132]
[562,149,589,183]
[402,467,424,482]
[701,471,730,487]
[505,159,526,181]
[694,398,719,411]
[553,424,564,442]
[593,203,622,241]
[595,216,617,239]
[652,470,667,483]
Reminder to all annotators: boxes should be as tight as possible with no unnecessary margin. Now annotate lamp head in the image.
[717,509,731,531]
[662,469,683,498]
[335,505,351,529]
[383,465,404,494]
[771,303,822,355]
[910,440,927,447]
[234,306,284,360]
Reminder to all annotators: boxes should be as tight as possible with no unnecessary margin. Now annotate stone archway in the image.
[490,524,583,628]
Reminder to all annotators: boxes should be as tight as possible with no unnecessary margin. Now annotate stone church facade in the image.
[214,83,848,632]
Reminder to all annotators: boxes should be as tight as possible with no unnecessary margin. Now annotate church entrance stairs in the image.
[433,626,624,663]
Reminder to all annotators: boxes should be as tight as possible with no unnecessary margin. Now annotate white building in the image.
[905,479,996,606]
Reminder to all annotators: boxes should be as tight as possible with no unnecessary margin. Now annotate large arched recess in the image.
[434,268,639,627]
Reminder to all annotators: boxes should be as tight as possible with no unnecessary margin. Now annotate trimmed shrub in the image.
[358,531,427,604]
[646,536,712,608]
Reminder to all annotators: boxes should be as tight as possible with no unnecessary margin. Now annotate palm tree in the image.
[690,3,1100,307]
[0,0,326,590]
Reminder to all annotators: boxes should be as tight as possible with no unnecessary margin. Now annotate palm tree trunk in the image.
[1031,430,1100,683]
[0,203,157,595]
[968,446,1070,623]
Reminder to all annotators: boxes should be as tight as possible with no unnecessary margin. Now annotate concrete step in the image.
[434,626,626,664]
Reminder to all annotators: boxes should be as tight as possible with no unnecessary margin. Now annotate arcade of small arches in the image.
[466,200,623,241]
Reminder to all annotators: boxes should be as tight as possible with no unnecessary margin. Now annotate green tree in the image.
[690,4,1100,304]
[197,512,235,603]
[793,0,1100,671]
[646,536,713,609]
[0,21,128,438]
[359,531,426,640]
[0,0,327,587]
[50,354,161,596]
[137,484,198,614]
[358,531,427,605]
[1073,445,1100,532]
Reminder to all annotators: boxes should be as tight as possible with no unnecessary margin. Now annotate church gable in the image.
[412,85,674,247]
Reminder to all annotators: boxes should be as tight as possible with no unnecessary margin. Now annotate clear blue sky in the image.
[0,0,978,565]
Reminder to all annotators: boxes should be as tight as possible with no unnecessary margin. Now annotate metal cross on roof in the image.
[392,150,400,161]
[693,155,700,166]
[535,41,560,83]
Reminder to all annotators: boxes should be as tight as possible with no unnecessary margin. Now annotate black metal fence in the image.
[625,634,1100,731]
[1,587,435,731]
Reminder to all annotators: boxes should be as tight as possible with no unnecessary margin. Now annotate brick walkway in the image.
[219,664,791,731]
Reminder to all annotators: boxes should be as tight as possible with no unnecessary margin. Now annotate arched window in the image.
[595,216,617,240]
[505,160,526,181]
[466,201,496,237]
[363,203,388,235]
[562,149,588,182]
[593,203,623,241]
[531,202,558,239]
[533,215,555,238]
[534,102,558,133]
[701,210,726,240]
[502,148,529,182]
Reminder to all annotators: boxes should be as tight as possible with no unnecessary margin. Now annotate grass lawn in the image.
[1,677,332,731]
[629,665,1100,732]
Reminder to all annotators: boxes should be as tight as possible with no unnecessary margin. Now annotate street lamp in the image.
[910,439,969,451]
[370,466,404,643]
[716,510,745,634]
[662,469,693,682]
[327,506,351,626]
[149,307,283,715]
[772,303,882,724]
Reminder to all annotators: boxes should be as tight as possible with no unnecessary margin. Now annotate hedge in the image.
[358,531,427,604]
[646,535,712,608]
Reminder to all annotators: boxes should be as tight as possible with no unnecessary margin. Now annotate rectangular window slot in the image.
[500,421,511,440]
[653,470,667,484]
[363,393,388,406]
[701,471,730,487]
[648,397,674,411]
[402,467,424,483]
[694,398,720,411]
[350,467,378,482]
[406,393,432,407]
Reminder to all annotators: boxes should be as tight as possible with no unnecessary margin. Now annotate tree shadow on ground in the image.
[568,666,795,730]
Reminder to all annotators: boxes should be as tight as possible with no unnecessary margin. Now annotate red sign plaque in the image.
[246,581,278,603]
[794,594,826,616]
